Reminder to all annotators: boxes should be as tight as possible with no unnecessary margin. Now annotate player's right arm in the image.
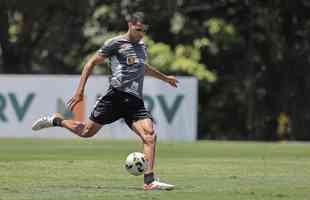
[67,53,106,111]
[67,38,117,110]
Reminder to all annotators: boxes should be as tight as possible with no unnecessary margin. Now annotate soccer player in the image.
[32,12,178,191]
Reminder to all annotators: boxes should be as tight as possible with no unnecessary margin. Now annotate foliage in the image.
[83,7,216,82]
[0,1,92,73]
[145,36,217,82]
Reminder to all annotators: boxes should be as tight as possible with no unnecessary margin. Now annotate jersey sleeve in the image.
[97,38,118,57]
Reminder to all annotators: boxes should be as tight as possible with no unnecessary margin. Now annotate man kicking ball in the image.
[32,12,178,191]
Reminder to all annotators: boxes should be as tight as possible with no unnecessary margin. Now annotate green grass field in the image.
[0,138,309,200]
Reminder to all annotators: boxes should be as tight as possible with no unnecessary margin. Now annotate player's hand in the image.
[67,93,84,111]
[165,76,179,88]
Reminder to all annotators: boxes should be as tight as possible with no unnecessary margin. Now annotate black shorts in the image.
[89,88,153,128]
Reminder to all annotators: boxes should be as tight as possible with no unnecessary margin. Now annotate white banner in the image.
[0,75,197,141]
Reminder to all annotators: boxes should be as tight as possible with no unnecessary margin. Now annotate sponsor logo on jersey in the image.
[119,43,133,54]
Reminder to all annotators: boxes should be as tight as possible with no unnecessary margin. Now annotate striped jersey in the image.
[98,35,147,99]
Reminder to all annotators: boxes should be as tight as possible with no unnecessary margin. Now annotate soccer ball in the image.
[125,152,147,176]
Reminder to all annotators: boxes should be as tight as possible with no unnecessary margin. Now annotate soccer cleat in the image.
[143,179,175,191]
[32,114,58,131]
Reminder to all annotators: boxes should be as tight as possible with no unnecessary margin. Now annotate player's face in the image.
[129,22,147,41]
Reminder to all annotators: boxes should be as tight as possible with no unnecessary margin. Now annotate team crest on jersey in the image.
[127,56,136,65]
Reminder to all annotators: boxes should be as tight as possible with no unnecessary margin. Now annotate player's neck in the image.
[124,32,140,43]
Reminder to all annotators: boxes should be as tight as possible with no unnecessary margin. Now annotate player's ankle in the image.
[144,172,155,184]
[52,117,63,127]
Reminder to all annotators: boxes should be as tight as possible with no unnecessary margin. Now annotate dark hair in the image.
[126,12,148,25]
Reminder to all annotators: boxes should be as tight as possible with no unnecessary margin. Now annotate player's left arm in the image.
[144,63,179,88]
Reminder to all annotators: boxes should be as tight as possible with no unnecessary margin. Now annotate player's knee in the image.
[143,128,156,145]
[79,127,98,138]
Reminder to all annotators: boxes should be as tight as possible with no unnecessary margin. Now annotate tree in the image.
[0,0,91,74]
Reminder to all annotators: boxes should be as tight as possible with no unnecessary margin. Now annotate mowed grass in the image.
[0,138,309,200]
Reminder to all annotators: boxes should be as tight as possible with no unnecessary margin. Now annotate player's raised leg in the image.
[131,118,174,190]
[32,113,102,138]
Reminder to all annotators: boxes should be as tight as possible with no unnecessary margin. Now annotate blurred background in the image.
[1,0,310,141]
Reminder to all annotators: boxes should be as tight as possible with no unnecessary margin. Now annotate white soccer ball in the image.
[125,152,147,176]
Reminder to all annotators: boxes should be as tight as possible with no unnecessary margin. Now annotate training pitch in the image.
[0,138,309,200]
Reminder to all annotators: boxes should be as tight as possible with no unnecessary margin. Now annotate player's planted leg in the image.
[132,118,175,191]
